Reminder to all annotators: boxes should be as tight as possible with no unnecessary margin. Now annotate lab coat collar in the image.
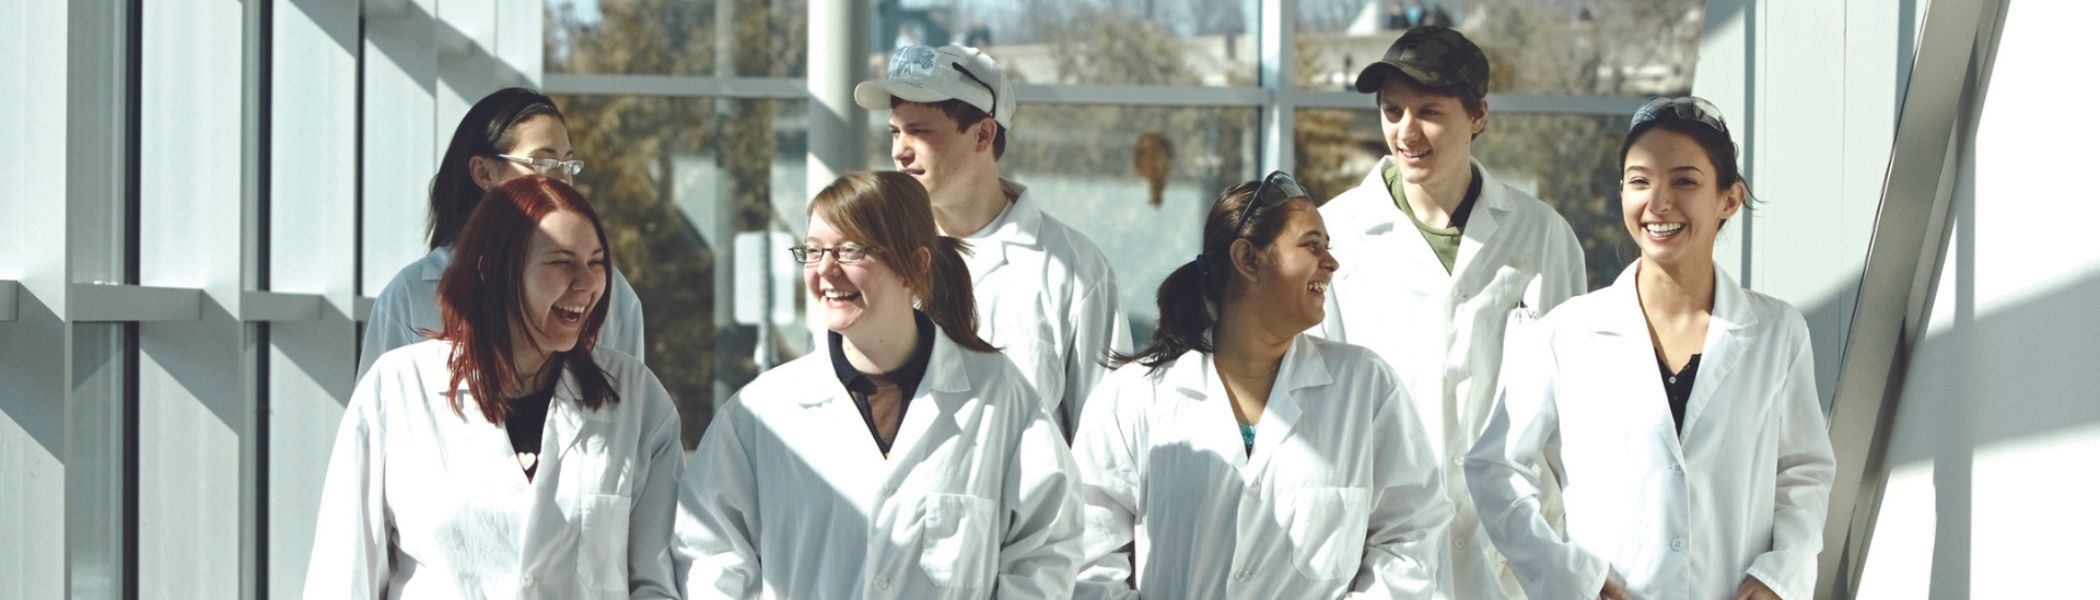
[419,246,455,281]
[959,179,1037,285]
[1161,333,1333,473]
[1592,261,1759,438]
[792,323,974,409]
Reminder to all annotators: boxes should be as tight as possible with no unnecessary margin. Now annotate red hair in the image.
[437,175,620,423]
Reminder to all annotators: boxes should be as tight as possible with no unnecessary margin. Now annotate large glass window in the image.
[1002,105,1259,343]
[546,0,810,77]
[873,0,1260,87]
[1296,107,1634,290]
[554,94,809,446]
[1293,0,1704,95]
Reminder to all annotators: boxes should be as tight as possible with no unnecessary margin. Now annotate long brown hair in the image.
[437,175,619,423]
[808,171,997,353]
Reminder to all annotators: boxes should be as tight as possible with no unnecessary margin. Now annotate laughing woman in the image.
[308,176,682,599]
[1073,172,1452,599]
[1464,98,1836,600]
[675,171,1082,599]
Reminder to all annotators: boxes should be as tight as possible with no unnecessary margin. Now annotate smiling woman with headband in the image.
[1072,172,1452,598]
[1464,97,1837,600]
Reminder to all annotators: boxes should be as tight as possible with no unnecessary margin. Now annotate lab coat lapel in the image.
[1245,335,1330,477]
[1592,264,1682,459]
[1680,268,1758,434]
[889,329,972,461]
[1163,350,1251,471]
[1451,160,1506,278]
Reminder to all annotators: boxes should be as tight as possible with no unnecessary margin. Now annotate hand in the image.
[1732,576,1781,600]
[1597,578,1630,600]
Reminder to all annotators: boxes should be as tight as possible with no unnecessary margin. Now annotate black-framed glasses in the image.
[1629,96,1729,136]
[494,154,586,177]
[788,244,874,265]
[1237,170,1310,227]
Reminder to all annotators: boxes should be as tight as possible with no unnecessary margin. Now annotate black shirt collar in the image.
[1450,163,1485,229]
[828,310,937,398]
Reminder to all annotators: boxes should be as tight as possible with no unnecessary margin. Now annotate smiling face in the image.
[1621,128,1744,269]
[1377,78,1485,187]
[889,101,992,205]
[1233,199,1340,336]
[513,209,606,362]
[804,213,917,336]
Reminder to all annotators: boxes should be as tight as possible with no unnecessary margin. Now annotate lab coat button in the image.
[872,576,891,591]
[1452,456,1465,468]
[521,574,536,587]
[1671,465,1685,474]
[880,483,897,496]
[1670,538,1686,551]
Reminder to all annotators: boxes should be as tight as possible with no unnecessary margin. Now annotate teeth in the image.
[1309,282,1328,294]
[1645,223,1685,234]
[1400,149,1428,158]
[822,290,859,300]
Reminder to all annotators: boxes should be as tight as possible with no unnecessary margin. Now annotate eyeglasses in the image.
[788,244,875,265]
[888,45,998,120]
[1237,170,1310,228]
[493,154,586,177]
[1629,96,1729,136]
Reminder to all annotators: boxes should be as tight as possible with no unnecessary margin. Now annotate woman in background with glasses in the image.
[1464,97,1836,600]
[308,176,682,599]
[674,171,1082,599]
[360,87,648,380]
[1073,172,1451,599]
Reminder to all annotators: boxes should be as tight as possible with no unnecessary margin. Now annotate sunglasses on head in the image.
[1629,96,1730,136]
[1237,170,1310,228]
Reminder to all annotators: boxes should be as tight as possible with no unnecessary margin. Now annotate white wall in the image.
[1855,1,2100,596]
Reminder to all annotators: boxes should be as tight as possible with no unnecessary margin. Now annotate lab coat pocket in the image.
[578,493,633,592]
[917,493,999,589]
[1289,487,1374,580]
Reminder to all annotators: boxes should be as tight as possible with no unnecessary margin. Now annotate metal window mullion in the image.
[1816,0,2007,596]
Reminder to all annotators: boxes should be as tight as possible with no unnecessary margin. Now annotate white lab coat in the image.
[674,324,1085,599]
[1317,157,1587,599]
[962,179,1133,436]
[306,340,684,600]
[1073,334,1452,600]
[359,246,647,379]
[1464,263,1836,600]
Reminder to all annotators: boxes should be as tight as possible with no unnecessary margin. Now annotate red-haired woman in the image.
[308,175,681,599]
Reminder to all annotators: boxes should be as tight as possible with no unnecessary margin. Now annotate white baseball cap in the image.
[854,44,1016,130]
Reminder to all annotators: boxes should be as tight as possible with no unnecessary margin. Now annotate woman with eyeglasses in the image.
[1464,97,1836,600]
[1072,173,1452,599]
[674,171,1083,599]
[360,87,648,380]
[307,176,683,599]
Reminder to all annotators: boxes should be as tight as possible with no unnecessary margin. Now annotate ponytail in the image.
[1111,257,1219,371]
[922,236,998,353]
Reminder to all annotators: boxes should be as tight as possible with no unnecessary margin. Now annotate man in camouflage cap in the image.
[1316,25,1588,600]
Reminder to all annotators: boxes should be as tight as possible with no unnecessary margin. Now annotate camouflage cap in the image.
[1353,26,1490,99]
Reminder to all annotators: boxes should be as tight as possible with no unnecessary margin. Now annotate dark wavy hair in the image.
[437,176,618,423]
[428,87,565,250]
[808,171,998,353]
[1111,180,1306,372]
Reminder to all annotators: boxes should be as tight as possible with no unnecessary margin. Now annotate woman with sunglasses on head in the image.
[308,176,683,599]
[1464,98,1836,600]
[1073,173,1452,599]
[674,171,1083,599]
[360,87,647,380]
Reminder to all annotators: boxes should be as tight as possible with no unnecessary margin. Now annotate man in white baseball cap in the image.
[854,44,1131,439]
